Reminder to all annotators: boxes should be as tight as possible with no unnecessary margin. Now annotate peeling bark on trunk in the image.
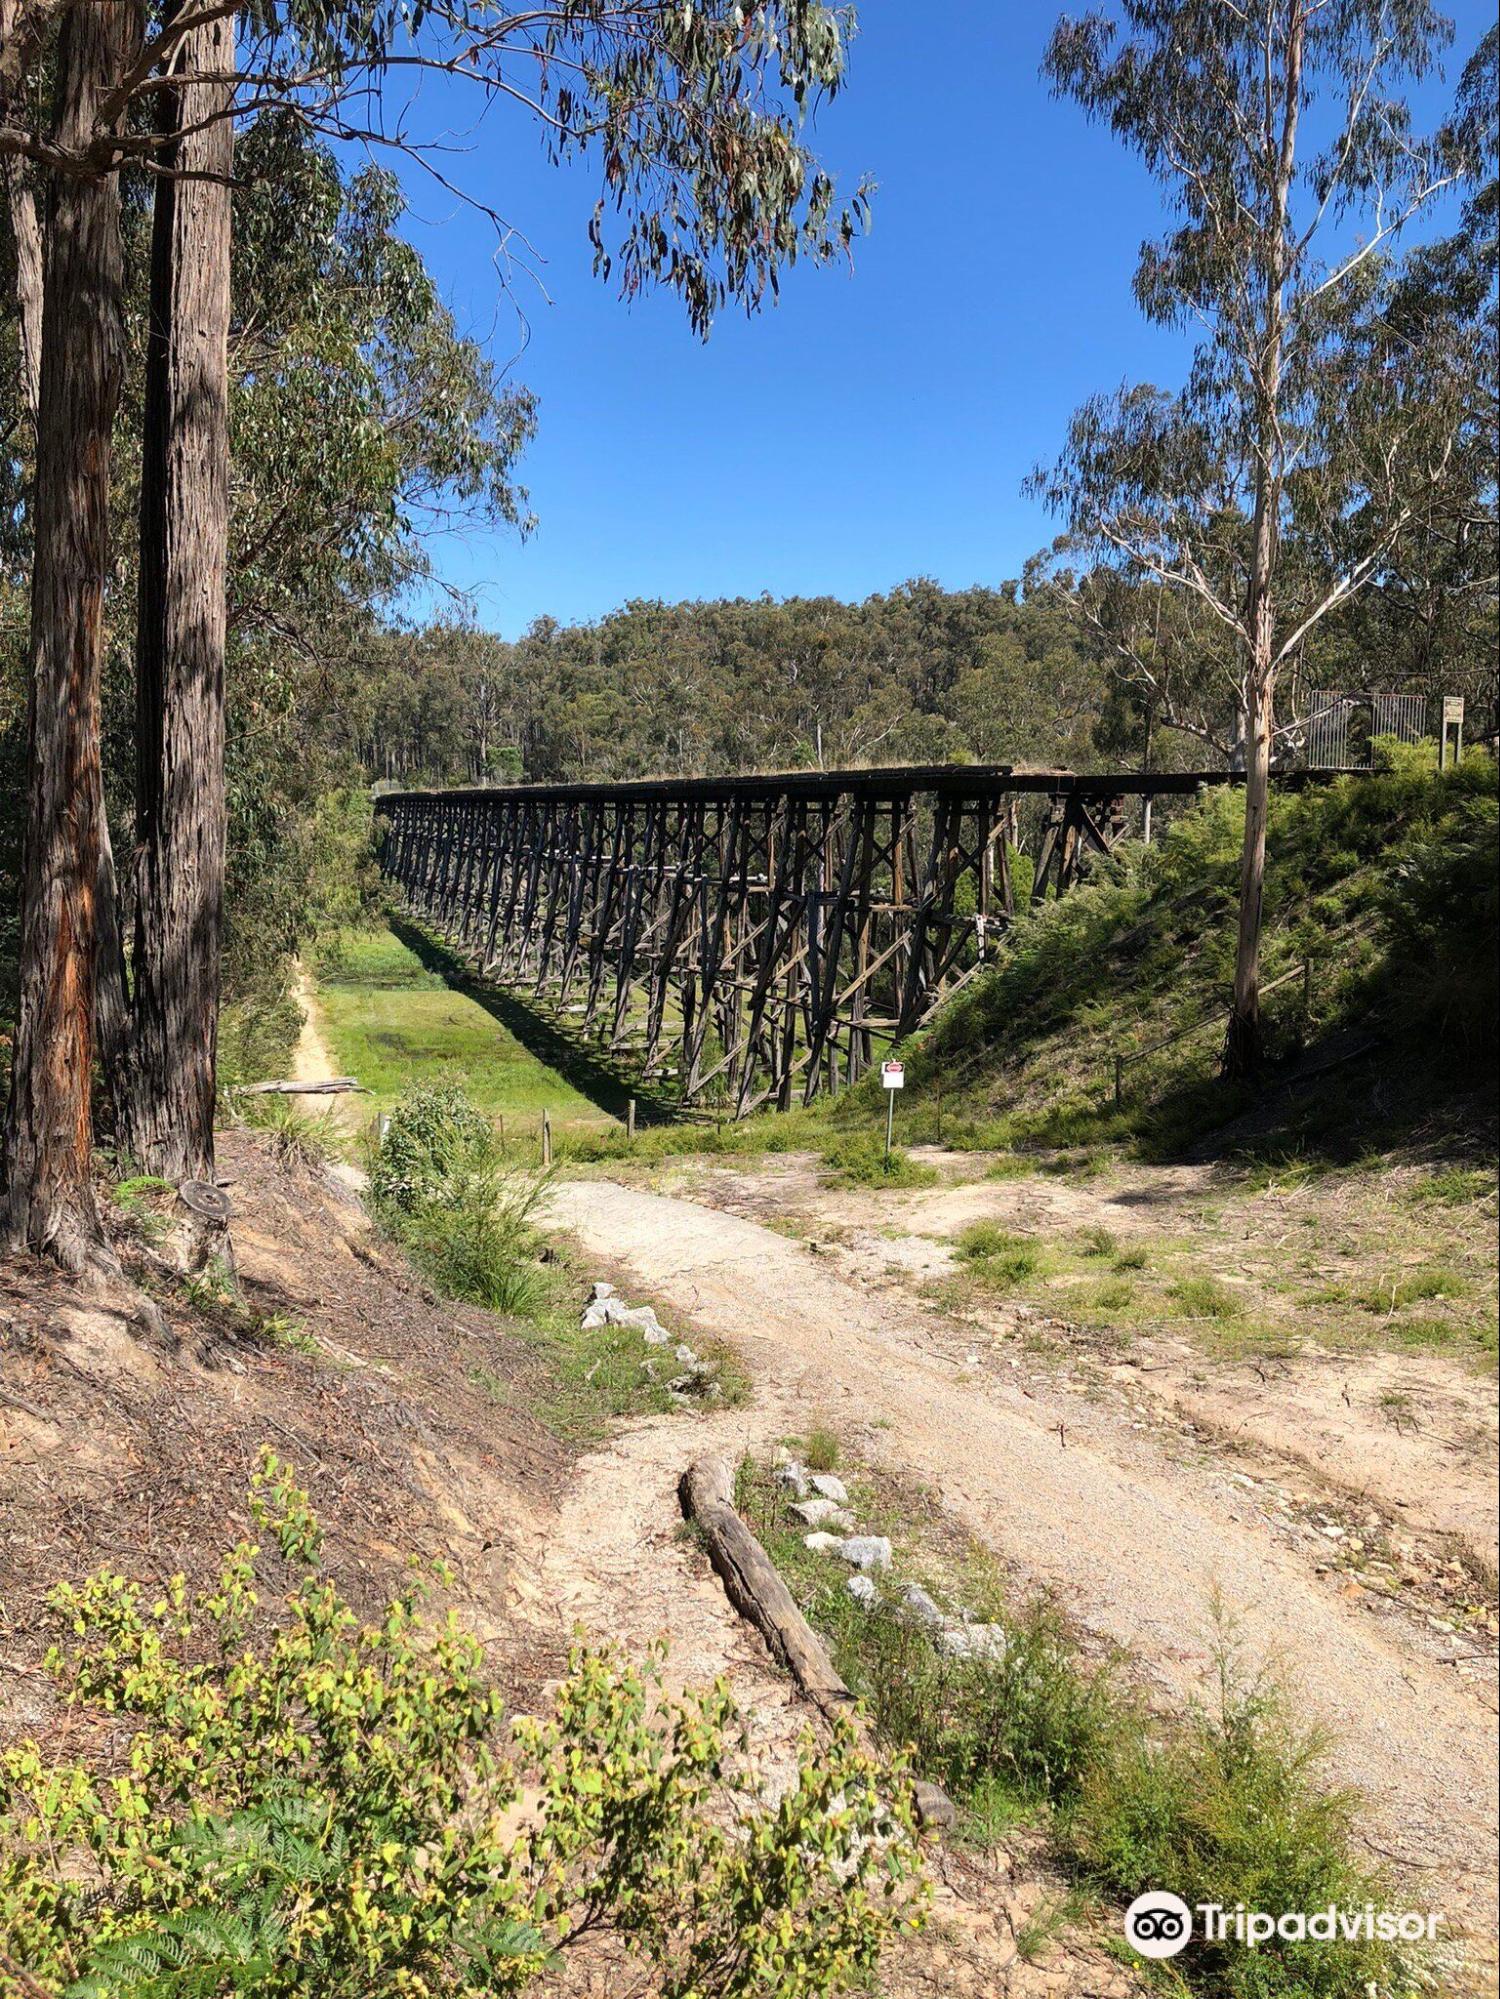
[123,5,234,1183]
[1,3,131,1265]
[0,1,43,426]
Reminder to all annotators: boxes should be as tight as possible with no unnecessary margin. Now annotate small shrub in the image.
[1168,1276,1244,1321]
[801,1425,842,1473]
[0,1453,924,1999]
[1067,1644,1416,1999]
[370,1083,550,1317]
[1112,1245,1150,1272]
[1092,1278,1135,1311]
[819,1133,940,1188]
[1079,1225,1118,1259]
[954,1220,1045,1286]
[368,1080,494,1212]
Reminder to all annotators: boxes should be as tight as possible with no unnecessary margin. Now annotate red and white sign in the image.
[881,1060,906,1090]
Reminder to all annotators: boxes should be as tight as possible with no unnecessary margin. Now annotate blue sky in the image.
[383,3,1493,639]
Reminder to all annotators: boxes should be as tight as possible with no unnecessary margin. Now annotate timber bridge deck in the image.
[376,764,1315,1116]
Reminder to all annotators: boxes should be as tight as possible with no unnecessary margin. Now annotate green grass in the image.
[314,924,617,1137]
[1358,1264,1468,1313]
[1168,1276,1245,1321]
[1402,1167,1497,1207]
[735,1451,1422,1999]
[953,1219,1048,1286]
[817,1134,940,1188]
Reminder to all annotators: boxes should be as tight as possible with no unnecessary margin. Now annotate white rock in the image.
[579,1304,612,1330]
[775,1461,811,1498]
[938,1622,1008,1663]
[837,1536,892,1574]
[674,1342,698,1365]
[642,1323,672,1347]
[899,1585,945,1629]
[588,1281,617,1302]
[845,1574,878,1609]
[616,1305,664,1334]
[809,1473,848,1504]
[791,1498,855,1531]
[803,1532,846,1557]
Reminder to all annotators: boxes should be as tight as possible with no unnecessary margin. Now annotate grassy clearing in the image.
[313,924,616,1138]
[737,1446,1422,1999]
[934,1178,1498,1365]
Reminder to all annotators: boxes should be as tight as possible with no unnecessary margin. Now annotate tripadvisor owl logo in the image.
[1124,1892,1193,1958]
[1123,1893,1445,1957]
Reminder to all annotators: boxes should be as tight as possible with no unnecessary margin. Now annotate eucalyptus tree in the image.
[1030,0,1487,1072]
[0,0,867,1261]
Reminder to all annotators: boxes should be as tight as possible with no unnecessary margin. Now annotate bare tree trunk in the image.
[1225,671,1273,1075]
[1224,0,1303,1079]
[1,2,131,1265]
[123,4,234,1182]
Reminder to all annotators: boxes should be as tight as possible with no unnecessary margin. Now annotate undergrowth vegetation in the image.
[367,1081,550,1317]
[365,1081,748,1438]
[1,1453,923,1998]
[738,1452,1422,1999]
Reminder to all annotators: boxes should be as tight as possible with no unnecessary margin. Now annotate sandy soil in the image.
[659,1151,1500,1571]
[549,1173,1500,1975]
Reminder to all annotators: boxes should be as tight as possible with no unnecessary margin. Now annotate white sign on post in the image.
[881,1060,905,1090]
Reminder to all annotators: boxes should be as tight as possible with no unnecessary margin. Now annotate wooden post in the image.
[1114,1052,1125,1112]
[541,1110,552,1168]
[627,1097,637,1143]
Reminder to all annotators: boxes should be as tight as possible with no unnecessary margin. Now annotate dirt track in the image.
[549,1174,1500,1966]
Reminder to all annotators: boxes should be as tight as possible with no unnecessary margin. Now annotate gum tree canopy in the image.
[1031,0,1492,1074]
[0,0,868,1265]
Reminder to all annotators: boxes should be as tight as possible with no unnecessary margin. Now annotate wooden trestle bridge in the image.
[377,765,1244,1116]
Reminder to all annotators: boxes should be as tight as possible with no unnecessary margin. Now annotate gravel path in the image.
[549,1175,1499,1971]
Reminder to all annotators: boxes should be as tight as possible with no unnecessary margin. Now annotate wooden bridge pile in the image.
[376,765,1232,1116]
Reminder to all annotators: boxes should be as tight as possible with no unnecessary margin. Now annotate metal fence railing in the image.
[1295,690,1437,769]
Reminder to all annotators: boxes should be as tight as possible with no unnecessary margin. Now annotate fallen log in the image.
[230,1078,365,1096]
[680,1454,853,1720]
[678,1453,956,1830]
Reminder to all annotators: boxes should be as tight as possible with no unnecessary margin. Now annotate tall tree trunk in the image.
[1224,0,1303,1079]
[1,3,131,1265]
[0,0,43,425]
[1225,671,1273,1075]
[123,5,234,1182]
[1,3,133,1103]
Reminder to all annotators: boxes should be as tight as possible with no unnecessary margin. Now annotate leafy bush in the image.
[369,1083,548,1315]
[368,1080,495,1213]
[0,1452,924,1999]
